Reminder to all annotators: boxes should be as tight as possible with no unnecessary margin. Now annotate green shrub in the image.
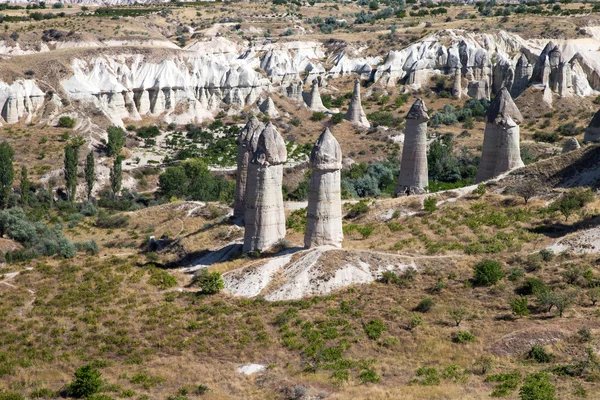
[423,197,437,212]
[414,297,435,313]
[364,319,386,340]
[518,277,547,296]
[30,388,56,398]
[528,345,553,363]
[310,112,326,121]
[519,372,555,400]
[454,330,476,343]
[67,364,103,398]
[472,184,486,196]
[331,113,344,124]
[0,393,24,400]
[485,372,521,397]
[510,297,529,317]
[191,269,224,294]
[538,249,554,262]
[58,116,75,128]
[359,369,380,383]
[148,269,178,290]
[356,223,375,239]
[473,260,504,286]
[345,199,370,219]
[415,367,440,385]
[96,213,129,229]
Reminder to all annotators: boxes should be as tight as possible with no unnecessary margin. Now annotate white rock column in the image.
[476,87,524,183]
[395,98,429,196]
[345,79,370,128]
[234,117,265,219]
[306,79,327,112]
[304,128,343,248]
[243,123,288,253]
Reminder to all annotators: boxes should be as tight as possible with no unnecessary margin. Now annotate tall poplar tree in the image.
[0,142,15,209]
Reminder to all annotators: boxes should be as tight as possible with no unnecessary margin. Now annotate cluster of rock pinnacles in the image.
[234,78,600,252]
[235,118,343,253]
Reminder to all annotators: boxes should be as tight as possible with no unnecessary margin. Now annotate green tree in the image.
[84,151,95,201]
[0,142,15,209]
[58,116,75,128]
[519,372,555,400]
[63,144,79,202]
[510,296,529,317]
[19,165,29,206]
[158,165,188,198]
[107,125,125,157]
[68,364,102,398]
[109,155,123,198]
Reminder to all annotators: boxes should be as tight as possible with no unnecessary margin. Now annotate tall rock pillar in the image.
[476,87,524,183]
[243,123,288,253]
[306,79,327,112]
[345,79,370,129]
[234,117,265,219]
[304,128,343,248]
[395,99,429,196]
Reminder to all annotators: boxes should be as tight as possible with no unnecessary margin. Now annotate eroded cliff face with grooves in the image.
[0,30,598,128]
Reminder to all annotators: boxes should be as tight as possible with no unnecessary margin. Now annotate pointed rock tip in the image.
[487,88,523,125]
[240,116,262,142]
[589,109,600,128]
[406,98,429,120]
[311,128,342,170]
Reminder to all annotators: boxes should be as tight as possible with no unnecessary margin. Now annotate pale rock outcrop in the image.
[304,128,343,248]
[305,80,327,112]
[395,99,429,196]
[584,109,600,143]
[562,137,581,153]
[259,97,280,119]
[0,80,45,124]
[492,56,515,95]
[511,54,532,98]
[243,123,288,253]
[531,41,555,85]
[345,79,370,128]
[476,87,524,183]
[285,79,303,101]
[234,117,265,219]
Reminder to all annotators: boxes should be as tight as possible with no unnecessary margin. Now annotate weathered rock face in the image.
[584,109,600,143]
[304,128,343,248]
[476,88,524,183]
[243,123,288,253]
[259,97,279,119]
[511,54,532,98]
[345,79,370,128]
[562,137,581,153]
[395,99,429,196]
[305,80,327,112]
[234,117,265,219]
[0,80,45,124]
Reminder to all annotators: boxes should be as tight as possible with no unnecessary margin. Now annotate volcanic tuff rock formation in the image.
[345,79,370,128]
[305,80,327,112]
[562,137,581,153]
[476,88,524,183]
[584,109,600,143]
[304,128,343,248]
[234,117,265,219]
[243,123,288,253]
[395,99,429,196]
[1,31,599,127]
[259,97,280,119]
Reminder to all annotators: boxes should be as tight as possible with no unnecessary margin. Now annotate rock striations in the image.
[243,123,288,253]
[395,99,429,196]
[476,88,524,183]
[584,109,600,143]
[345,79,370,128]
[259,97,280,119]
[234,117,265,219]
[305,79,327,112]
[304,128,343,248]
